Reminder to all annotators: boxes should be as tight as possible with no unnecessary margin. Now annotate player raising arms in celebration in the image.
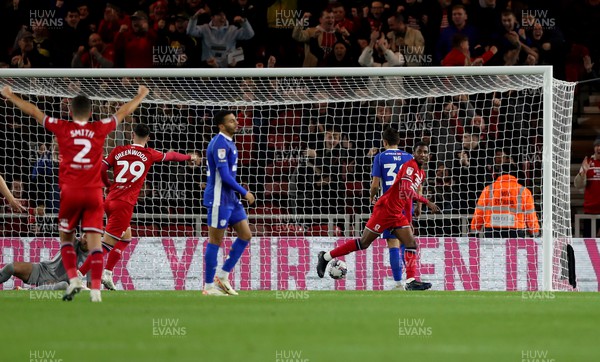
[203,110,255,296]
[1,85,149,302]
[317,142,440,290]
[78,123,198,290]
[370,128,416,290]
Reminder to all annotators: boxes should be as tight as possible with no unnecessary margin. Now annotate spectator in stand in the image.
[399,0,428,31]
[114,11,157,68]
[492,10,530,65]
[149,0,169,32]
[441,33,496,66]
[72,33,115,68]
[226,0,262,67]
[30,143,59,215]
[157,13,200,67]
[187,7,254,68]
[186,0,211,24]
[77,2,95,33]
[565,44,598,83]
[331,2,356,34]
[134,182,164,215]
[293,11,340,67]
[453,126,493,213]
[436,5,481,64]
[52,6,89,67]
[358,30,404,67]
[527,21,567,77]
[30,20,54,65]
[294,124,349,215]
[10,32,50,68]
[387,14,425,66]
[0,0,28,62]
[472,0,503,45]
[423,0,453,55]
[318,41,356,67]
[364,1,390,34]
[574,138,600,237]
[98,3,130,44]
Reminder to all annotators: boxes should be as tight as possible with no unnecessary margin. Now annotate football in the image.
[328,259,348,280]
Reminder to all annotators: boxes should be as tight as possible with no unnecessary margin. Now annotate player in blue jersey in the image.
[202,110,256,296]
[370,128,428,290]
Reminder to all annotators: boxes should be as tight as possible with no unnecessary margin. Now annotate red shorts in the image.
[104,199,135,240]
[58,187,104,234]
[365,203,411,235]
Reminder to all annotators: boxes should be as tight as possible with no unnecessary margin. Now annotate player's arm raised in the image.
[1,86,45,125]
[114,85,150,124]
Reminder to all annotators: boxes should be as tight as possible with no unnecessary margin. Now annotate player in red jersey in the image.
[316,142,440,290]
[1,85,149,302]
[77,123,198,290]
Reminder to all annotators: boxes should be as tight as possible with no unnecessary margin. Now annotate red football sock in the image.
[105,240,130,271]
[404,248,417,279]
[79,247,108,276]
[330,239,361,259]
[78,257,91,276]
[60,243,78,280]
[90,250,104,290]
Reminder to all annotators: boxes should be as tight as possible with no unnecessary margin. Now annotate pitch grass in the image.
[2,291,599,362]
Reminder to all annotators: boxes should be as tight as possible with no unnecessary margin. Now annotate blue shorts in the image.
[382,230,396,239]
[206,203,248,229]
[382,204,414,239]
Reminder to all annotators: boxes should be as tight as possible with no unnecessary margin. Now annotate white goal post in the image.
[0,66,575,291]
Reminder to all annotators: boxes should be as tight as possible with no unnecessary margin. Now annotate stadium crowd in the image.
[0,0,599,237]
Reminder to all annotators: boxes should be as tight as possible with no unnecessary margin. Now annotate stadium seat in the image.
[305,224,342,237]
[345,181,365,198]
[250,223,272,236]
[264,182,289,199]
[237,134,254,165]
[267,134,287,151]
[161,224,195,237]
[131,224,160,237]
[249,205,285,215]
[271,223,305,236]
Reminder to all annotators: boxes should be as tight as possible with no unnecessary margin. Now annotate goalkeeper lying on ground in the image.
[0,234,89,290]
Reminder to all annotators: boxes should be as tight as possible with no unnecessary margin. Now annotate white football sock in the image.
[217,270,229,280]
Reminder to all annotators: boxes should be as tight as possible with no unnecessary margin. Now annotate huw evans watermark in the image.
[398,318,433,337]
[521,350,555,362]
[275,290,309,300]
[152,318,187,337]
[30,349,63,362]
[275,350,309,362]
[30,10,64,29]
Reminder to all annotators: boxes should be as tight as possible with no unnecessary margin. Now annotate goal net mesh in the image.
[0,71,576,291]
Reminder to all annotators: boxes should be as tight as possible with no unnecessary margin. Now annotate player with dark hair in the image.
[77,123,199,290]
[370,128,415,289]
[318,142,440,290]
[0,234,89,290]
[202,110,256,296]
[1,85,149,302]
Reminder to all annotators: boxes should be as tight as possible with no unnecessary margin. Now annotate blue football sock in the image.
[204,243,219,284]
[222,238,250,273]
[401,244,406,266]
[389,247,402,282]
